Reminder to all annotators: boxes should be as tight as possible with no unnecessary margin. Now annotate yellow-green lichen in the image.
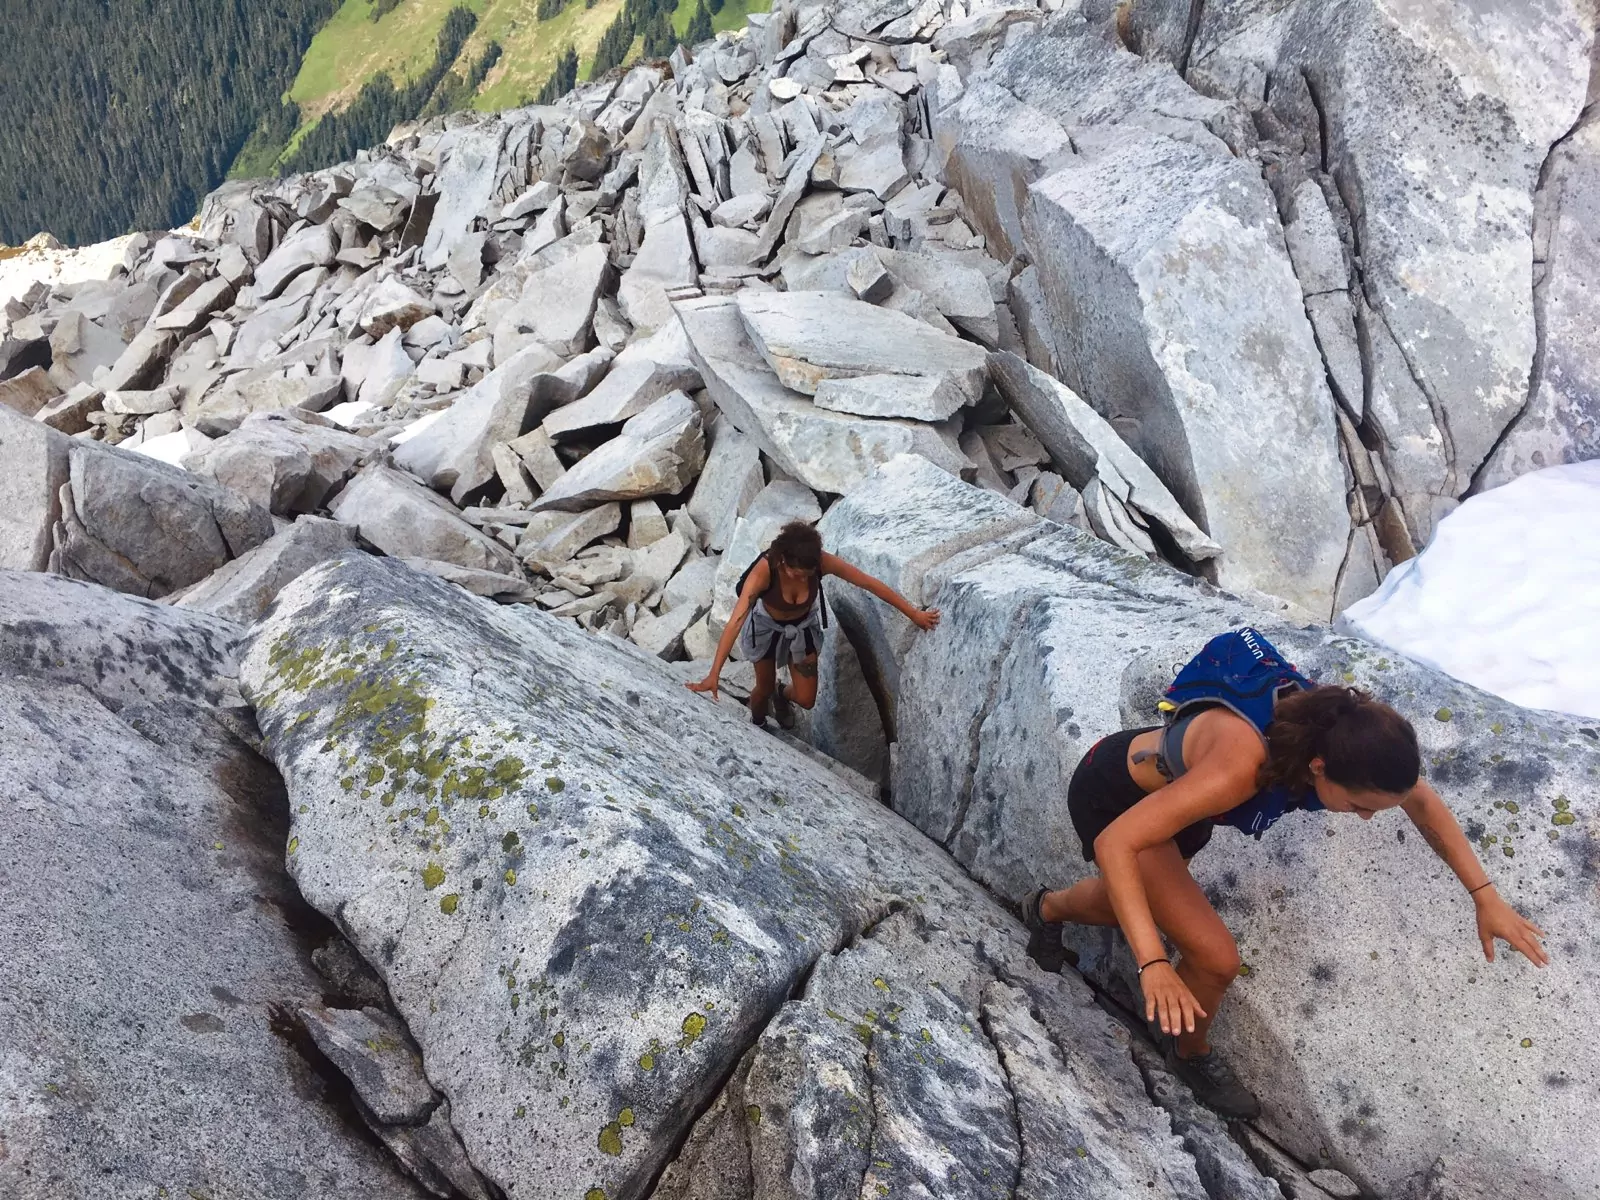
[746,1104,761,1126]
[440,893,460,914]
[598,1122,623,1156]
[502,830,521,852]
[1435,707,1453,722]
[679,1012,707,1048]
[422,862,446,890]
[505,869,518,885]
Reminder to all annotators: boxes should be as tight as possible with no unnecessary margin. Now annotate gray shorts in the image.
[737,600,823,667]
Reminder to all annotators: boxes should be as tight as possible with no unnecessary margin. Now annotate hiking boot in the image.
[749,696,770,726]
[772,686,797,730]
[1022,887,1074,974]
[1163,1040,1261,1120]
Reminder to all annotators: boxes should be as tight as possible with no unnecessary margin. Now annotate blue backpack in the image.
[1160,627,1322,837]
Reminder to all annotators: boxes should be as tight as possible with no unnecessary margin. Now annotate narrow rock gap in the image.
[1177,0,1207,79]
[944,604,1030,850]
[1465,102,1594,497]
[975,990,1026,1200]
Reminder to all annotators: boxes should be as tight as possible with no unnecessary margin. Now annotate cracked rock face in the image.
[819,454,1600,1199]
[0,572,424,1200]
[240,552,1273,1200]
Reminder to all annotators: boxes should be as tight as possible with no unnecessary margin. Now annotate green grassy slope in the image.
[236,0,768,178]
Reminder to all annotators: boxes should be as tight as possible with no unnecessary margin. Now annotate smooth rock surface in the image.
[0,572,422,1200]
[532,390,706,512]
[240,551,1257,1200]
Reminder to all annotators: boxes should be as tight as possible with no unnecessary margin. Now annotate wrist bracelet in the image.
[1137,957,1169,975]
[1467,881,1494,896]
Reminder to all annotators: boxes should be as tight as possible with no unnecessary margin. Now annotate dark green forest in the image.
[0,0,340,246]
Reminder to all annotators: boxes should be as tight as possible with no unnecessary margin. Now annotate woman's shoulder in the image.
[1187,706,1268,762]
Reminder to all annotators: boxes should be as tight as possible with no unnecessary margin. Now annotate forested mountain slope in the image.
[0,0,339,246]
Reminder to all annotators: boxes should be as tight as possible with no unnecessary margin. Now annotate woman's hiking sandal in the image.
[1160,1037,1262,1120]
[772,687,797,730]
[1022,887,1074,973]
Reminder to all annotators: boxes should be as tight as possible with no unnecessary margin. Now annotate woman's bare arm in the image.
[1093,723,1264,968]
[687,559,770,700]
[1401,782,1548,965]
[821,552,939,629]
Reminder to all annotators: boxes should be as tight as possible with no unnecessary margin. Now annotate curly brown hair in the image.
[1259,686,1420,795]
[769,521,822,572]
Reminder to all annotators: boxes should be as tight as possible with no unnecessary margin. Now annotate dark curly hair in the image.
[1259,686,1420,795]
[769,521,822,572]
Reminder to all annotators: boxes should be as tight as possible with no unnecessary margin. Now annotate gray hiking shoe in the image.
[1021,887,1074,974]
[772,687,797,730]
[1163,1040,1261,1120]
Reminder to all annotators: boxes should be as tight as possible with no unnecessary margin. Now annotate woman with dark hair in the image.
[1024,677,1549,1119]
[687,521,940,726]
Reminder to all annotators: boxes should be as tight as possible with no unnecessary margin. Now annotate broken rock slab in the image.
[989,351,1221,563]
[677,295,969,494]
[175,516,361,626]
[239,551,1248,1200]
[329,465,522,576]
[184,411,377,516]
[191,373,344,438]
[532,389,706,512]
[736,288,988,404]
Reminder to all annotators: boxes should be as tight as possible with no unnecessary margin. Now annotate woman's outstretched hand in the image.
[1475,889,1548,966]
[910,607,941,632]
[1142,961,1207,1037]
[686,675,720,702]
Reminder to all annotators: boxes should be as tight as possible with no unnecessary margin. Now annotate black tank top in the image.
[758,552,818,622]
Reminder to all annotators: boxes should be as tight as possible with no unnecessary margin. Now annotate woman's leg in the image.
[784,654,820,709]
[749,658,777,721]
[1042,843,1238,1057]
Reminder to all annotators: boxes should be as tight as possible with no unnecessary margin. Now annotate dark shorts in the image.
[1067,727,1214,863]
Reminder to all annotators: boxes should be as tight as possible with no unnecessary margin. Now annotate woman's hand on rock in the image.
[1142,962,1206,1036]
[686,675,720,702]
[911,607,941,632]
[1474,890,1548,966]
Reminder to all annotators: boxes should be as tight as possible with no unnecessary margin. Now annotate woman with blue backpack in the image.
[1023,628,1548,1119]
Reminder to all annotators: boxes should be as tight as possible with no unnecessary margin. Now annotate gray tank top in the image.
[1133,708,1208,781]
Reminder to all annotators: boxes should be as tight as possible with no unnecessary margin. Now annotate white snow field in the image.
[1339,459,1600,721]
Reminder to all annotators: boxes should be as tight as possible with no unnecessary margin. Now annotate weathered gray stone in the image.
[255,222,339,300]
[0,365,60,417]
[184,411,374,515]
[819,453,1600,1199]
[543,323,703,439]
[508,426,568,491]
[516,503,623,573]
[533,390,706,512]
[192,373,344,438]
[737,289,988,404]
[358,277,438,338]
[240,551,1243,1200]
[1025,131,1349,615]
[394,344,612,506]
[422,122,508,270]
[329,465,522,576]
[1477,111,1600,490]
[501,242,611,356]
[620,216,698,334]
[176,516,361,625]
[403,554,534,603]
[22,424,274,598]
[688,422,765,553]
[0,573,421,1200]
[678,295,970,494]
[100,324,179,392]
[811,371,971,421]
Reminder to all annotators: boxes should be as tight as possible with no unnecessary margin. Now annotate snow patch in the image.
[1339,460,1600,720]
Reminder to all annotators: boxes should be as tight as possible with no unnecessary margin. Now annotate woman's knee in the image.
[1182,934,1242,984]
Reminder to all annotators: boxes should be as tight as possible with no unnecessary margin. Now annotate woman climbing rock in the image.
[687,521,940,727]
[1022,629,1549,1120]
